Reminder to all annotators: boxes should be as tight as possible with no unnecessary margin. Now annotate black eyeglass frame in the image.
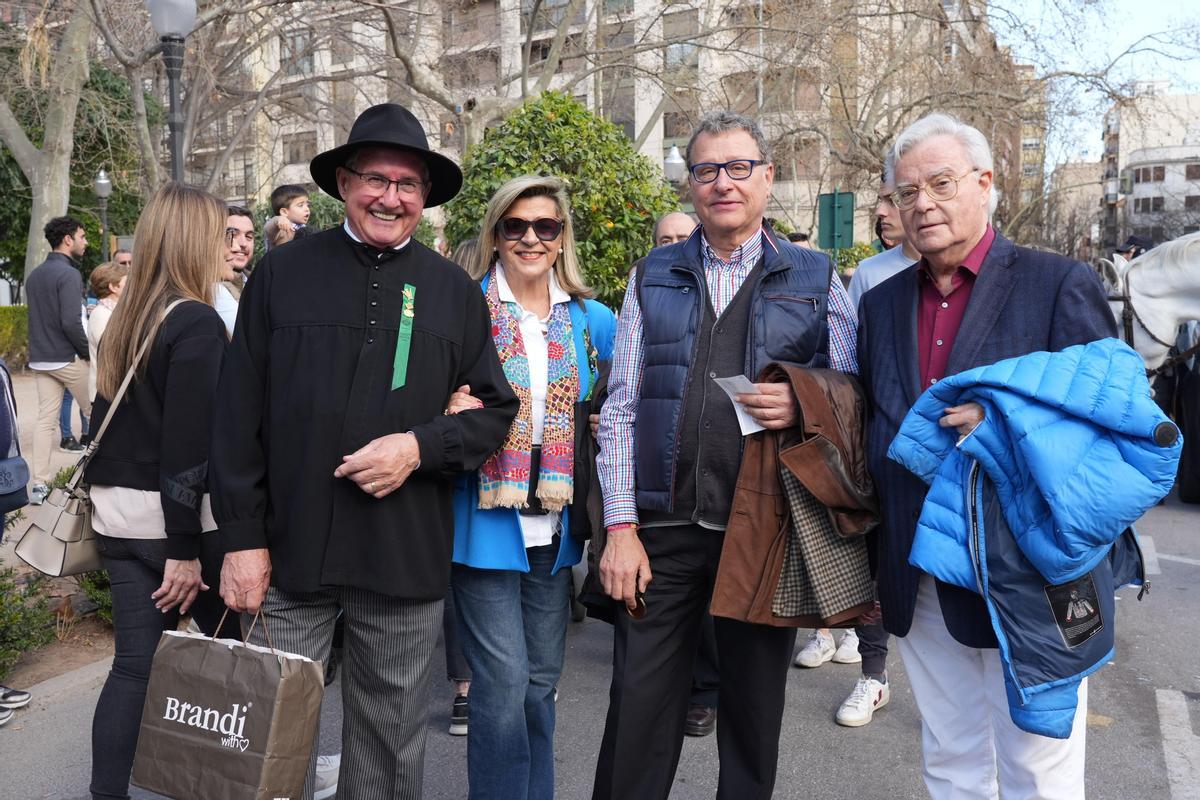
[225,227,256,246]
[688,159,768,184]
[495,216,565,242]
[343,166,429,197]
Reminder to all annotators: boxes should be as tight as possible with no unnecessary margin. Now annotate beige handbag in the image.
[16,301,184,577]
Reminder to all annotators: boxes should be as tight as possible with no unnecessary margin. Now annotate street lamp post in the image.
[93,169,113,262]
[145,0,197,184]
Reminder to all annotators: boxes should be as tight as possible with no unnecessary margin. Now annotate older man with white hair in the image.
[857,113,1116,799]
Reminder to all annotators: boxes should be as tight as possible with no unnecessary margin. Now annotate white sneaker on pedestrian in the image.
[832,629,862,664]
[835,675,890,727]
[315,753,340,800]
[794,630,835,668]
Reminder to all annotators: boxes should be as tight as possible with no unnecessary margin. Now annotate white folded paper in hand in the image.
[713,375,767,436]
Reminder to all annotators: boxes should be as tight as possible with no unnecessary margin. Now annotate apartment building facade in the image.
[1101,83,1200,249]
[187,0,1030,246]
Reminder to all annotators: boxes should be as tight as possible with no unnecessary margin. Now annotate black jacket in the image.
[86,301,228,560]
[25,252,89,362]
[211,229,518,600]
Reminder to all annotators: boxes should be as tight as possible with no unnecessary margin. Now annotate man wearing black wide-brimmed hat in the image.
[211,104,518,799]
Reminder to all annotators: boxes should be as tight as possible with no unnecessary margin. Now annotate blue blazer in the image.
[856,232,1118,646]
[452,289,617,575]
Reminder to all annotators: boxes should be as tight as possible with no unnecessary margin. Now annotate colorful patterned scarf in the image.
[478,266,578,512]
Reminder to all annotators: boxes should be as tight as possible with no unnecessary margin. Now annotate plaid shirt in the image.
[597,226,859,528]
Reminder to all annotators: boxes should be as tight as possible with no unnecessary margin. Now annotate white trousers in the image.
[896,576,1087,800]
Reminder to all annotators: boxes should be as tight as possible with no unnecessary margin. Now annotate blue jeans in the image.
[452,542,570,800]
[59,388,89,439]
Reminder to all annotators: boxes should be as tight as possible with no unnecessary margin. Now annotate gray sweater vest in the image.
[655,260,763,530]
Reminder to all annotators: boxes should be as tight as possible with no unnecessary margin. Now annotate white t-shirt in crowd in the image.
[848,245,920,309]
[494,263,572,550]
[214,283,238,336]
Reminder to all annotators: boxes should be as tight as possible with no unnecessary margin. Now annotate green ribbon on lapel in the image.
[392,283,416,390]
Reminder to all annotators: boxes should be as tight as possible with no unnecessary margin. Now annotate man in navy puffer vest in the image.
[592,110,860,799]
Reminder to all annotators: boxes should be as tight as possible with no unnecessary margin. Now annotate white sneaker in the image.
[835,675,890,727]
[832,629,862,664]
[315,753,340,800]
[793,630,835,668]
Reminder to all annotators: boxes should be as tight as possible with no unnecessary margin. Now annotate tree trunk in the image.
[14,7,93,278]
[125,64,161,192]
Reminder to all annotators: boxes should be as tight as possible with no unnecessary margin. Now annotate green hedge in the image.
[445,92,680,308]
[0,566,53,680]
[0,305,28,369]
[835,242,880,275]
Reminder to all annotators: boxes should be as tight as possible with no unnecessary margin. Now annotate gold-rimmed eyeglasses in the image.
[891,168,981,210]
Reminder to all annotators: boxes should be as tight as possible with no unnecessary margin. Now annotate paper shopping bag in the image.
[130,622,324,800]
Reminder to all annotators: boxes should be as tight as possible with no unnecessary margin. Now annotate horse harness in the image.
[1109,272,1200,378]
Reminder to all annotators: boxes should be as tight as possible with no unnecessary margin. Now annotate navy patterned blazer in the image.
[856,231,1117,647]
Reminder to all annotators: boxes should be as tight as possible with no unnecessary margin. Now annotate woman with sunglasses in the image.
[450,175,615,799]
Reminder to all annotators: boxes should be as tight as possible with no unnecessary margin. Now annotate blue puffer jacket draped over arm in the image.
[888,338,1181,737]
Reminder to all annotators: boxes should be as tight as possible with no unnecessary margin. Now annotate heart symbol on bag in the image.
[238,739,249,753]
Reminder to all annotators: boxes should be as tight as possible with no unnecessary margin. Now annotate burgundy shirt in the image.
[917,226,995,388]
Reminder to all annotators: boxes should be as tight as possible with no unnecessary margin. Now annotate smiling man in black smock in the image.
[211,104,518,800]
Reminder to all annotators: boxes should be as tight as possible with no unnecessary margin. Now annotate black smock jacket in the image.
[211,228,518,599]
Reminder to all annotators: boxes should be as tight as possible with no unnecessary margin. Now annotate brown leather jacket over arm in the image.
[711,363,879,628]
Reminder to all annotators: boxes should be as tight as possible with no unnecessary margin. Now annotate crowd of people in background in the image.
[0,99,1182,800]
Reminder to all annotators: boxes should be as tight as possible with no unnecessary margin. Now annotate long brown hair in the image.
[96,183,226,400]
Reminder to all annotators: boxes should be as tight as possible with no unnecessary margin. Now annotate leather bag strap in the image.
[70,299,187,491]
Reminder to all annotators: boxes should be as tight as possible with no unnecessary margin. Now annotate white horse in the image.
[1101,231,1200,374]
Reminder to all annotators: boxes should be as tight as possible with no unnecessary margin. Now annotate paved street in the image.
[2,368,1198,799]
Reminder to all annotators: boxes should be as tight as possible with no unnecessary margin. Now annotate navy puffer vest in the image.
[634,228,833,513]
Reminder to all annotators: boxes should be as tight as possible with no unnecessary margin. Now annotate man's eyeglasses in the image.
[345,167,427,197]
[688,159,766,184]
[496,217,564,242]
[891,169,981,210]
[225,228,255,247]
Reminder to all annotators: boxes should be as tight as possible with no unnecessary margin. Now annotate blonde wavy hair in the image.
[96,183,226,400]
[469,175,593,298]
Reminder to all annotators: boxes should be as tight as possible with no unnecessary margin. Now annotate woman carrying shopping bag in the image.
[86,182,238,800]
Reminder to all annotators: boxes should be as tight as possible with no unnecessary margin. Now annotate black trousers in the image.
[592,526,797,800]
[90,533,235,800]
[690,612,719,708]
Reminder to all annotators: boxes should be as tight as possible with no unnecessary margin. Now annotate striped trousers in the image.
[246,585,443,800]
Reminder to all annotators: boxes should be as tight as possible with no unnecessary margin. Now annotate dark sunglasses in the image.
[496,216,564,242]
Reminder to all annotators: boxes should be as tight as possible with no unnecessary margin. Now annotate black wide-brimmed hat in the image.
[309,104,463,207]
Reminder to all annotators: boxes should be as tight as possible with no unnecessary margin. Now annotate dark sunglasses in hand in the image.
[496,216,564,242]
